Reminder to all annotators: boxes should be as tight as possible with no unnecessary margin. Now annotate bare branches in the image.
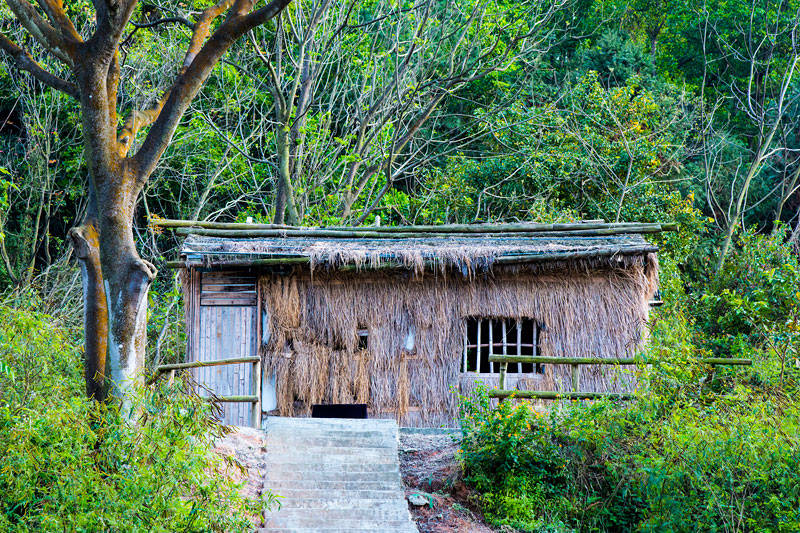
[0,32,78,97]
[131,0,292,184]
[129,16,194,31]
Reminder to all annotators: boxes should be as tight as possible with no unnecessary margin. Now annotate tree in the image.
[229,0,564,225]
[710,5,799,271]
[0,0,292,402]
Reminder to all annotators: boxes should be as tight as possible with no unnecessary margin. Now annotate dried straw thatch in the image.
[260,254,658,426]
[181,234,657,276]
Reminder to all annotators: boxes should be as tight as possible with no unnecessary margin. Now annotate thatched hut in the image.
[166,221,664,427]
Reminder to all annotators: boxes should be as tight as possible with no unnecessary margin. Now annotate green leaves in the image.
[0,305,267,532]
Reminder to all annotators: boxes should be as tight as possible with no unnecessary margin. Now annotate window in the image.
[462,317,543,374]
[357,328,369,350]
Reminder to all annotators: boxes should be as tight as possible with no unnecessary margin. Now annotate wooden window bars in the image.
[462,317,544,375]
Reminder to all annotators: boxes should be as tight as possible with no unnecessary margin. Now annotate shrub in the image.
[458,360,800,531]
[698,227,800,351]
[0,304,270,532]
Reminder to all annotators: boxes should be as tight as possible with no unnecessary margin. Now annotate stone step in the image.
[266,444,397,455]
[259,524,418,533]
[265,454,397,465]
[264,463,399,474]
[264,436,397,448]
[265,507,411,522]
[269,489,409,501]
[263,469,400,483]
[266,479,400,491]
[264,417,398,430]
[265,422,397,439]
[271,498,408,511]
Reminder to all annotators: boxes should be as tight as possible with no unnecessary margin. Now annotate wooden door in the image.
[193,271,259,426]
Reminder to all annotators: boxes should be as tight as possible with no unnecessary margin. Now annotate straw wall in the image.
[259,254,658,426]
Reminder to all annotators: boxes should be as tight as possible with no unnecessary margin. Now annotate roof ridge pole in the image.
[155,218,678,234]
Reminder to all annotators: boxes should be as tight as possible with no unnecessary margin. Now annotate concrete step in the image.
[259,525,418,533]
[263,469,400,483]
[265,456,397,466]
[265,435,397,447]
[265,507,411,522]
[266,479,400,491]
[260,416,415,532]
[269,489,409,500]
[266,442,397,459]
[264,417,398,430]
[270,499,408,511]
[264,463,400,474]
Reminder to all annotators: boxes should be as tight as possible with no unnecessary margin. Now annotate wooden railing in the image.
[153,357,261,424]
[488,355,752,400]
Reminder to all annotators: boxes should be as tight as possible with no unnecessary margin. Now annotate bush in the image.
[458,352,800,531]
[0,304,269,532]
[698,227,800,352]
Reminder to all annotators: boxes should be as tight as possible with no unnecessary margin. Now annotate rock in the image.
[407,491,433,507]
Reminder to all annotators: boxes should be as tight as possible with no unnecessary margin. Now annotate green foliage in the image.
[698,226,800,357]
[0,304,269,532]
[458,362,800,532]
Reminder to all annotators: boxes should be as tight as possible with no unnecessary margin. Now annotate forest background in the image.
[0,0,799,530]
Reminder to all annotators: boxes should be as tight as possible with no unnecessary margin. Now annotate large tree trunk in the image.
[70,166,156,404]
[96,173,157,406]
[273,116,299,225]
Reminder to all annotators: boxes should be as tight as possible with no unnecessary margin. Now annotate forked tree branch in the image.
[0,32,78,97]
[116,0,235,158]
[181,0,236,70]
[5,0,75,63]
[131,0,293,183]
[34,0,82,42]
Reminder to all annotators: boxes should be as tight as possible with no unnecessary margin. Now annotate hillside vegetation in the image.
[0,0,798,530]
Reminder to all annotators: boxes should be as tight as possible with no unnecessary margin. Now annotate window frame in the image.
[461,317,544,375]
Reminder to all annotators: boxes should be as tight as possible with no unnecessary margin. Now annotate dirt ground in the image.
[399,430,498,533]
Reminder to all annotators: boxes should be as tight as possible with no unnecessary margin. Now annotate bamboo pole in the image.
[165,257,310,269]
[492,246,659,263]
[212,395,259,403]
[489,390,634,400]
[165,246,659,270]
[487,355,752,366]
[571,364,580,390]
[155,356,261,373]
[154,218,677,233]
[174,225,671,239]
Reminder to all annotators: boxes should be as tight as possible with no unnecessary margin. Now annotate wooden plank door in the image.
[194,272,260,426]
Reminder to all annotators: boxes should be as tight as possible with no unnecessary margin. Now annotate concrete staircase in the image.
[259,417,417,533]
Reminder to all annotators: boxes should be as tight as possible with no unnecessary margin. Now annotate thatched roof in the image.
[175,223,661,274]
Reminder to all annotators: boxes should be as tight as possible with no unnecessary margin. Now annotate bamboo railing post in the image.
[516,320,522,373]
[571,364,580,391]
[498,320,508,400]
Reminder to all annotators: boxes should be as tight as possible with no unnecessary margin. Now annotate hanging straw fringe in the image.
[259,255,658,426]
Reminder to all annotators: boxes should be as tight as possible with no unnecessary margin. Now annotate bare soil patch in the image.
[399,429,498,533]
